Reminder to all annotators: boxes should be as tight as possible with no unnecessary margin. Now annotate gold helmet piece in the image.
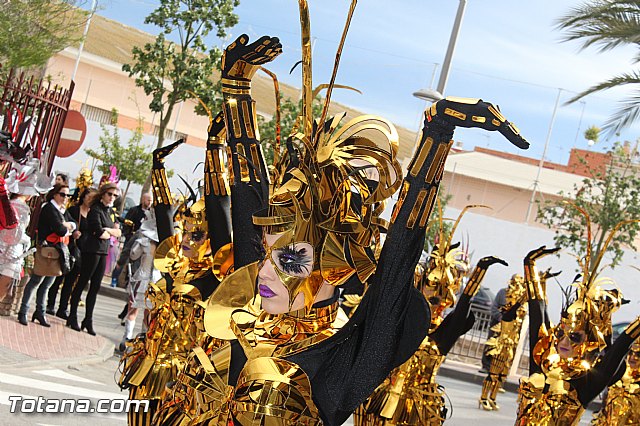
[252,0,401,312]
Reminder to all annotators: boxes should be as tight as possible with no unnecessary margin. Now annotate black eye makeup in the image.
[190,230,206,241]
[274,244,312,276]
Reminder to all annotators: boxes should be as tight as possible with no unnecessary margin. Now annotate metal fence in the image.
[447,305,530,377]
[448,305,493,364]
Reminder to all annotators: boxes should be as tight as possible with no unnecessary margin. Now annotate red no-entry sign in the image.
[56,110,87,158]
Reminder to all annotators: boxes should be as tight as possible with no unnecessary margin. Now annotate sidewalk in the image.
[0,279,126,368]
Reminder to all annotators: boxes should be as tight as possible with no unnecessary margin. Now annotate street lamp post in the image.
[413,0,468,103]
[437,0,467,95]
[524,88,563,224]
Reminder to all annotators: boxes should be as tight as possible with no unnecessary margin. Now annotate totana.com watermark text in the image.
[8,396,149,414]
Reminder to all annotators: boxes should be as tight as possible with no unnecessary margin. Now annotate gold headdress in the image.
[155,194,213,283]
[417,204,488,326]
[252,0,402,312]
[540,203,632,375]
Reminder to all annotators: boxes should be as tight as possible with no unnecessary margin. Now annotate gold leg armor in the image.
[479,379,494,411]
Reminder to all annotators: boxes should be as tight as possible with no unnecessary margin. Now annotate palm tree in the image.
[556,1,640,135]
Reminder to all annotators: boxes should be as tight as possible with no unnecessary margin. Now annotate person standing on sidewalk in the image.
[111,192,151,288]
[0,158,53,302]
[67,183,121,335]
[18,183,76,327]
[48,188,96,319]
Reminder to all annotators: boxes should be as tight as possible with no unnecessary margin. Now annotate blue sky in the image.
[90,0,640,164]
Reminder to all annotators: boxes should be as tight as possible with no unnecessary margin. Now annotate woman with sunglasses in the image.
[17,183,76,326]
[68,183,121,335]
[49,188,97,319]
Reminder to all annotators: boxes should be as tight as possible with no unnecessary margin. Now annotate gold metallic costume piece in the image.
[205,113,230,197]
[152,167,172,206]
[591,341,640,425]
[119,282,207,426]
[354,337,447,425]
[479,274,528,411]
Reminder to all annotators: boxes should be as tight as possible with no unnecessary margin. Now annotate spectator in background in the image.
[111,193,152,288]
[67,183,121,335]
[47,188,96,319]
[55,173,69,186]
[17,184,76,327]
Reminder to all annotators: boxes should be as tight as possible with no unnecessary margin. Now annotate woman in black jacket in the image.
[17,184,76,326]
[68,183,121,335]
[49,188,96,319]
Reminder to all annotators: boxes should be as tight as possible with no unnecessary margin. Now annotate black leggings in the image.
[69,252,106,321]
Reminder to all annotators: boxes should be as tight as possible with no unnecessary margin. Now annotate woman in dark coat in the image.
[49,188,96,319]
[68,183,121,335]
[17,183,76,326]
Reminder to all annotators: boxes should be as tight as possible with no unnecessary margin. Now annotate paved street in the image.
[0,292,601,425]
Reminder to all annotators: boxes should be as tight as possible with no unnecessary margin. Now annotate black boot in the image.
[32,311,51,327]
[117,303,128,320]
[66,315,81,331]
[17,313,27,326]
[55,309,68,320]
[81,319,96,336]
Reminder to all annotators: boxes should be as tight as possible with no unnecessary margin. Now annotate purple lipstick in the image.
[258,285,276,298]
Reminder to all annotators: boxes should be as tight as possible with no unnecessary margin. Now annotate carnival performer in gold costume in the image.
[478,269,557,412]
[516,233,640,425]
[118,112,232,426]
[353,212,508,425]
[159,0,530,423]
[591,341,640,425]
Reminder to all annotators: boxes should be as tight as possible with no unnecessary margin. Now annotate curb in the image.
[99,281,128,302]
[5,336,116,370]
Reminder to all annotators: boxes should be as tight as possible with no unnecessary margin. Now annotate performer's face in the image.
[555,326,586,359]
[628,349,640,369]
[257,233,314,314]
[181,222,209,259]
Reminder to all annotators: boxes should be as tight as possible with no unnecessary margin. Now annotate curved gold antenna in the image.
[312,83,362,100]
[259,67,282,165]
[186,90,213,130]
[563,201,592,275]
[297,0,314,148]
[445,204,491,250]
[587,218,640,289]
[314,0,358,149]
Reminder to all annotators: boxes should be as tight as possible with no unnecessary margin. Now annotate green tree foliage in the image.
[537,132,640,270]
[584,125,601,145]
[257,95,324,165]
[85,108,154,209]
[122,0,239,155]
[556,1,640,135]
[0,0,88,74]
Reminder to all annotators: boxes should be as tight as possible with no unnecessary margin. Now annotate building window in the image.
[152,125,187,141]
[80,105,113,125]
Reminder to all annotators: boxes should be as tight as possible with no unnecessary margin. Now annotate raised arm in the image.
[203,112,232,257]
[290,98,529,425]
[523,246,560,374]
[433,256,508,355]
[220,34,282,269]
[151,139,185,243]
